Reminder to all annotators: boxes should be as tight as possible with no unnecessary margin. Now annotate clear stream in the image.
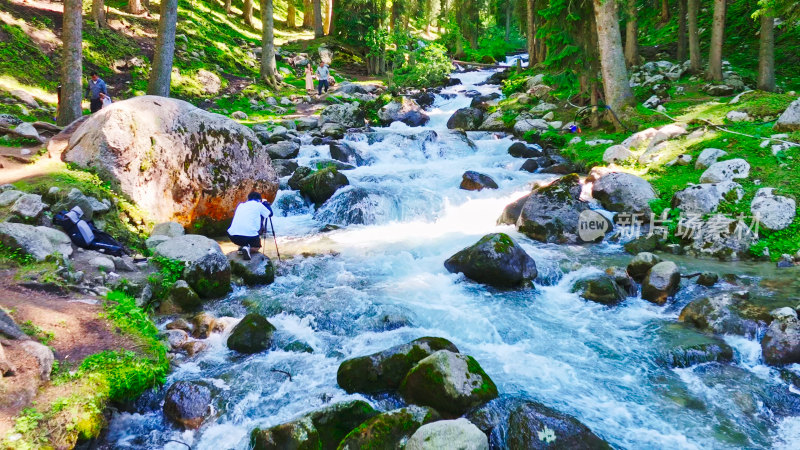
[103,60,800,449]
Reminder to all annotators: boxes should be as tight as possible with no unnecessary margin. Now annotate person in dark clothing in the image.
[316,62,330,95]
[86,72,108,113]
[227,192,274,260]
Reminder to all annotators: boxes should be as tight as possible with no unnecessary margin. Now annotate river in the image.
[102,58,800,449]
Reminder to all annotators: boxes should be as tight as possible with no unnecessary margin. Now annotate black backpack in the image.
[53,206,128,256]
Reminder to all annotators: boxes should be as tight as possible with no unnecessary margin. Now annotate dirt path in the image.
[0,272,136,436]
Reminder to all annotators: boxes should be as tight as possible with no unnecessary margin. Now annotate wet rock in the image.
[283,341,313,353]
[399,350,498,418]
[761,317,800,366]
[623,234,660,254]
[272,159,299,177]
[338,406,439,449]
[413,91,436,107]
[497,194,529,225]
[266,141,300,160]
[288,166,313,191]
[320,103,366,128]
[695,148,727,170]
[626,252,662,282]
[602,145,634,163]
[62,96,277,227]
[183,251,231,298]
[152,221,185,238]
[519,159,539,173]
[671,181,743,215]
[406,418,488,450]
[227,313,276,354]
[750,187,796,231]
[460,171,498,191]
[163,381,212,429]
[10,194,47,219]
[191,312,216,339]
[166,318,192,333]
[572,273,629,305]
[298,167,349,207]
[655,324,734,368]
[591,172,656,215]
[321,122,346,138]
[0,222,73,261]
[468,396,609,450]
[774,97,800,131]
[329,141,366,166]
[678,292,770,338]
[478,111,507,131]
[181,340,208,356]
[378,97,430,126]
[696,272,719,287]
[699,159,750,183]
[167,280,202,312]
[164,329,189,350]
[337,336,459,394]
[508,142,543,158]
[641,261,681,305]
[227,252,275,285]
[444,233,537,288]
[516,174,590,244]
[250,400,378,450]
[447,107,484,130]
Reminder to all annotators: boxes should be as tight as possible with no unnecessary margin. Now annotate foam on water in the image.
[103,61,800,449]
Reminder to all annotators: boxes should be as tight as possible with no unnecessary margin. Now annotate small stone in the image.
[696,272,719,287]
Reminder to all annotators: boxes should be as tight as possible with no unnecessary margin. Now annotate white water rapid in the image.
[103,59,800,450]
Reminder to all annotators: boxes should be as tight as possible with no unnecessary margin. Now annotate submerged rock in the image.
[678,292,770,338]
[399,350,498,418]
[163,381,212,429]
[227,313,276,354]
[655,324,734,368]
[460,171,499,191]
[406,418,489,450]
[571,273,629,305]
[337,336,459,394]
[641,261,681,305]
[516,174,590,244]
[338,405,439,449]
[444,233,538,288]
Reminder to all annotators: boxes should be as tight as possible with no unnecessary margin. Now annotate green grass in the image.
[19,320,55,346]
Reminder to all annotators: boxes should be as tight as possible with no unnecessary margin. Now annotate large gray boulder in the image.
[602,145,634,164]
[444,233,538,288]
[699,158,750,183]
[337,337,460,394]
[750,188,796,231]
[695,148,727,170]
[626,252,662,282]
[447,107,484,130]
[10,194,47,219]
[671,181,743,215]
[0,222,72,261]
[378,97,430,126]
[399,350,498,418]
[497,194,529,225]
[406,419,489,450]
[154,234,222,263]
[761,317,800,366]
[62,96,278,227]
[641,261,681,305]
[265,141,300,160]
[687,214,757,260]
[151,221,185,238]
[479,111,507,131]
[679,292,770,338]
[0,190,24,207]
[513,118,549,136]
[163,381,212,429]
[591,172,656,215]
[320,103,366,128]
[774,97,800,132]
[227,251,275,285]
[516,174,590,244]
[298,167,349,206]
[572,273,629,305]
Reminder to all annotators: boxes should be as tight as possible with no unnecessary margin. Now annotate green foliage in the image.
[0,21,55,89]
[20,320,55,346]
[0,242,36,266]
[147,256,185,300]
[392,43,452,88]
[77,350,168,401]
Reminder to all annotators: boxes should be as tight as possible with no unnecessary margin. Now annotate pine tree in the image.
[624,0,639,66]
[58,0,83,126]
[757,9,775,91]
[92,0,107,29]
[261,0,281,87]
[707,0,726,81]
[688,0,702,73]
[593,0,635,116]
[148,0,179,97]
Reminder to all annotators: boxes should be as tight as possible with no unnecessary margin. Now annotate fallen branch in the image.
[270,368,293,381]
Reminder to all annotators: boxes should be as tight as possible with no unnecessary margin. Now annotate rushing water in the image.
[103,59,800,449]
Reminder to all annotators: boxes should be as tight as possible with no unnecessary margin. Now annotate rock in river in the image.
[572,273,629,306]
[406,418,489,450]
[515,174,590,244]
[337,336,459,394]
[641,261,681,305]
[163,381,212,429]
[591,172,656,215]
[338,406,439,449]
[227,313,276,354]
[460,171,499,191]
[298,167,349,206]
[444,233,537,288]
[761,317,800,366]
[447,107,484,130]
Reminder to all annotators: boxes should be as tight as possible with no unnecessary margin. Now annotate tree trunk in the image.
[261,0,279,86]
[624,0,638,67]
[390,1,399,31]
[324,0,333,35]
[505,0,511,41]
[303,0,313,27]
[687,0,701,73]
[526,0,535,66]
[313,0,323,37]
[92,0,107,28]
[58,0,83,126]
[707,0,725,81]
[225,0,232,14]
[128,0,145,14]
[243,0,254,27]
[148,0,178,97]
[661,0,670,22]
[287,0,296,27]
[677,0,688,61]
[757,11,775,92]
[593,0,635,115]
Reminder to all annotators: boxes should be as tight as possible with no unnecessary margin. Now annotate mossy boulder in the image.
[655,323,734,368]
[298,167,350,206]
[227,313,276,354]
[183,251,232,298]
[571,274,629,306]
[399,350,498,418]
[507,401,610,449]
[337,336,459,394]
[251,400,378,450]
[516,174,590,244]
[288,166,313,191]
[337,405,439,449]
[227,252,275,285]
[678,292,771,338]
[626,252,662,282]
[166,280,202,312]
[444,233,537,288]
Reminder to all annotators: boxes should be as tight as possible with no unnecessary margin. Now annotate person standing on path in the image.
[86,72,108,113]
[316,62,330,95]
[304,63,315,94]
